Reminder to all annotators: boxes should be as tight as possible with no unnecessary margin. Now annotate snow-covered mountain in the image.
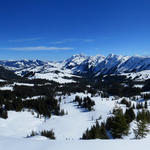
[63,54,150,80]
[1,54,150,82]
[0,59,77,83]
[0,59,45,71]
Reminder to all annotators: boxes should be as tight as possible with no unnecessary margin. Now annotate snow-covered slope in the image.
[0,92,147,140]
[1,137,150,150]
[0,93,114,139]
[121,70,150,81]
[1,93,150,150]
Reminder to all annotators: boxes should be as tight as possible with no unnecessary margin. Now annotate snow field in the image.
[0,93,150,150]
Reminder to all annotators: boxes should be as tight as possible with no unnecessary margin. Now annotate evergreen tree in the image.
[133,120,149,139]
[125,108,135,123]
[40,130,55,139]
[82,121,108,139]
[144,101,148,109]
[0,109,8,119]
[136,103,143,109]
[111,111,129,138]
[106,107,130,138]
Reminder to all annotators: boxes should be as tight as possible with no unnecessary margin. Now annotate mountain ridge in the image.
[1,54,150,82]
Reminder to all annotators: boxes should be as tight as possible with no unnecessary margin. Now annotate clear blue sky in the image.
[1,0,150,60]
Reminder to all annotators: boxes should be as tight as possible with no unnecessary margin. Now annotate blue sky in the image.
[1,0,150,60]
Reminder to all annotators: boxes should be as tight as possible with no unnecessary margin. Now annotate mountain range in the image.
[1,54,150,82]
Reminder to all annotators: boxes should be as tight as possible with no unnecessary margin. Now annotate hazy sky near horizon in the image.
[1,0,150,60]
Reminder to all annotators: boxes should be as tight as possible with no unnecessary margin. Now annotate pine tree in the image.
[111,112,129,138]
[133,120,149,139]
[109,107,130,138]
[144,101,148,109]
[125,108,135,123]
[82,121,108,139]
[40,130,55,139]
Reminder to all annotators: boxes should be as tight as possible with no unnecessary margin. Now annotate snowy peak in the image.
[64,54,87,69]
[73,55,105,75]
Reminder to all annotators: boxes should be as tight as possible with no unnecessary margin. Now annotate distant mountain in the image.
[63,54,150,77]
[1,54,150,81]
[0,59,45,71]
[0,59,76,83]
[63,54,105,76]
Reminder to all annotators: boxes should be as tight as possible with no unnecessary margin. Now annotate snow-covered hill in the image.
[1,93,150,150]
[1,54,150,82]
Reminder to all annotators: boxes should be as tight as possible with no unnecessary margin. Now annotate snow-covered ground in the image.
[33,72,76,83]
[0,86,13,91]
[0,93,116,139]
[0,93,150,150]
[0,93,141,139]
[13,82,34,86]
[14,61,79,83]
[134,84,144,88]
[0,82,35,91]
[1,136,150,150]
[22,95,45,101]
[0,79,6,82]
[121,70,150,81]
